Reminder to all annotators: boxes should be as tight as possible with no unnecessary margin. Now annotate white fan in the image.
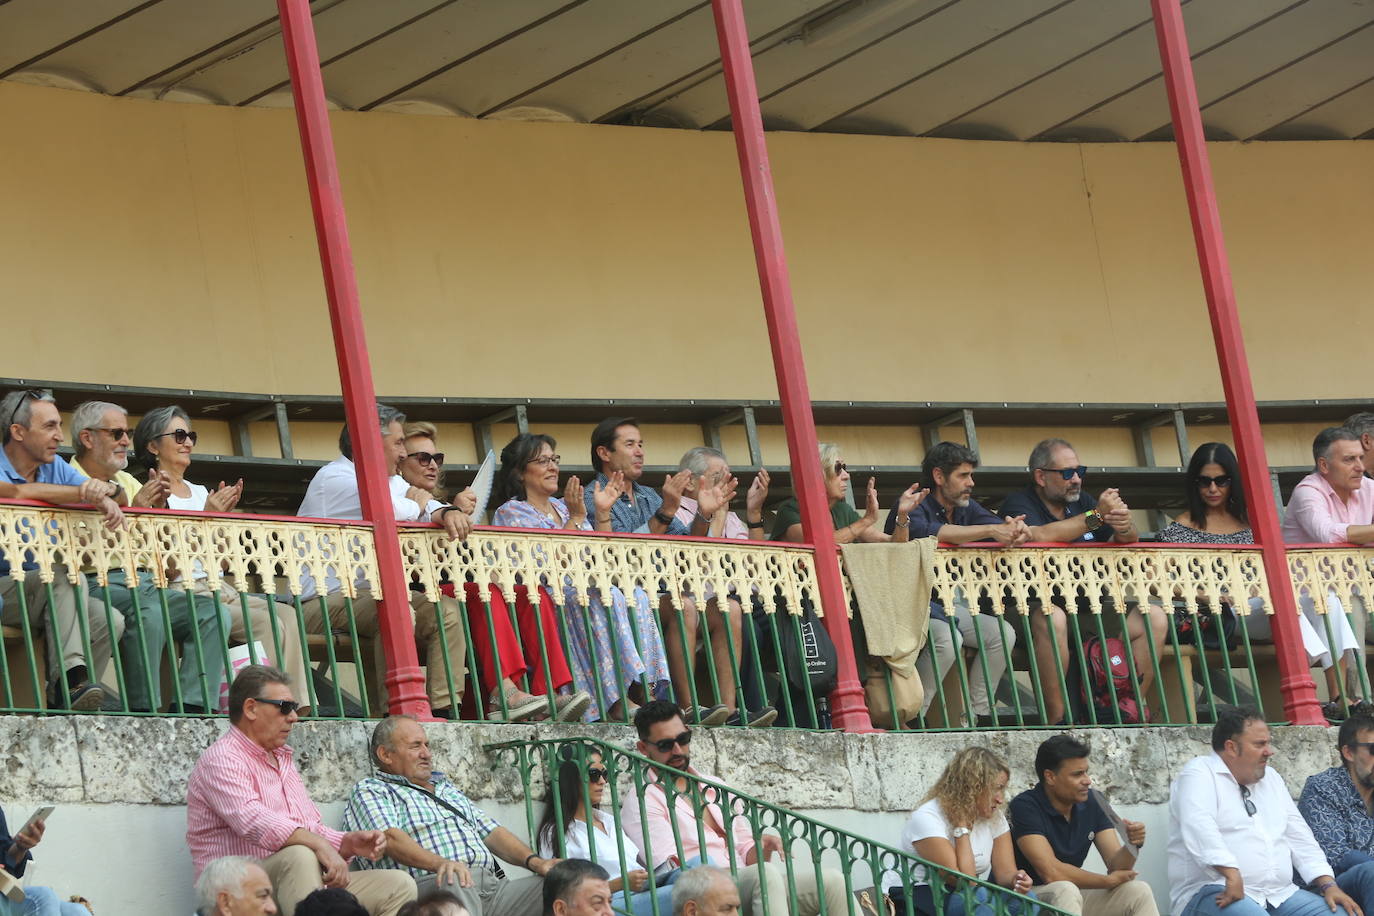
[469,449,497,524]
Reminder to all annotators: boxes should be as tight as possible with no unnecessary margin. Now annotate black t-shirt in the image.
[1008,783,1114,884]
[999,486,1113,544]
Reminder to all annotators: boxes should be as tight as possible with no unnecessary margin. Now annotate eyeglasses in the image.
[528,454,562,468]
[586,767,609,783]
[253,697,300,716]
[1347,741,1374,754]
[1039,466,1087,481]
[649,730,693,754]
[90,427,132,441]
[4,388,49,439]
[833,462,848,475]
[407,451,445,467]
[1240,784,1255,817]
[1196,474,1233,488]
[153,429,198,446]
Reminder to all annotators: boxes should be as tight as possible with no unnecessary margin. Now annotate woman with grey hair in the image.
[195,855,276,915]
[770,442,924,544]
[132,406,311,714]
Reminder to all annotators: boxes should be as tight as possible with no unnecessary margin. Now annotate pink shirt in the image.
[1282,472,1374,545]
[619,765,756,868]
[674,495,749,540]
[186,725,345,876]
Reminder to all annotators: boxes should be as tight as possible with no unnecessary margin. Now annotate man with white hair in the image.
[0,387,123,710]
[67,399,225,713]
[196,856,278,915]
[671,866,742,916]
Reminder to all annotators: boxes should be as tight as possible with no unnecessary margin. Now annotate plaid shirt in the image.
[343,770,497,877]
[585,473,689,535]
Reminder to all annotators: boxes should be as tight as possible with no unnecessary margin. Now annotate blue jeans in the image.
[1180,885,1347,916]
[1335,857,1374,914]
[617,856,701,916]
[897,883,1040,916]
[0,886,91,916]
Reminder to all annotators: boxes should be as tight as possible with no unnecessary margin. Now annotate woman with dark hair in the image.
[492,433,670,722]
[131,406,310,713]
[1160,442,1348,714]
[536,747,679,916]
[395,424,590,723]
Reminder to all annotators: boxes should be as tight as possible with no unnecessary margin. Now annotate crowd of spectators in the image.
[3,389,1374,729]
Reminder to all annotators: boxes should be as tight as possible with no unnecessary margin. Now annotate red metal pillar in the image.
[1150,0,1322,725]
[710,0,874,732]
[277,0,431,717]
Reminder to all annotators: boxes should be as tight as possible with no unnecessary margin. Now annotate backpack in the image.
[1080,634,1144,724]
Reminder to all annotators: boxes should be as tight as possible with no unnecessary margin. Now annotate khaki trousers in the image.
[415,869,543,916]
[1,566,119,678]
[1032,879,1160,916]
[262,845,416,915]
[304,589,466,711]
[734,860,850,916]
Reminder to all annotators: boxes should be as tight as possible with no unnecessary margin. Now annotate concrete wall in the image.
[0,715,1340,914]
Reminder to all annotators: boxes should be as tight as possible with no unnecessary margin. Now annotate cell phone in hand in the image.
[18,806,54,836]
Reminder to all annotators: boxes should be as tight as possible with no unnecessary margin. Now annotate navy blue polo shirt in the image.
[1009,783,1113,884]
[884,496,1003,542]
[998,486,1113,544]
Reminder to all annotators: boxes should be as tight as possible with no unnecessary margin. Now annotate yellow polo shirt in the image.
[69,456,141,504]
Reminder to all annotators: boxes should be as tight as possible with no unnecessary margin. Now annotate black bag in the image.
[1173,601,1240,651]
[754,596,838,728]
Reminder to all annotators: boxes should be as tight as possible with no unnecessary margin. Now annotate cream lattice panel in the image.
[1287,547,1374,613]
[0,504,380,599]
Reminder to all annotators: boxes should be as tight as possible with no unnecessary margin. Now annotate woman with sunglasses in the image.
[491,433,671,723]
[771,442,924,543]
[132,406,311,713]
[884,747,1035,916]
[398,422,590,723]
[536,747,682,916]
[1161,442,1353,716]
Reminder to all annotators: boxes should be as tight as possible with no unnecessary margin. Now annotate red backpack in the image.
[1081,635,1144,724]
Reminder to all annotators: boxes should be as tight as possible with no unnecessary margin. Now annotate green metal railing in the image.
[486,735,1064,916]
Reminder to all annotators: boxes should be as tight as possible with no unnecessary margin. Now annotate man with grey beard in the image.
[1299,711,1374,914]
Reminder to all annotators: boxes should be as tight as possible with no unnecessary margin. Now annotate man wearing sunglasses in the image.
[998,438,1161,726]
[188,665,416,914]
[619,701,848,916]
[1168,705,1357,916]
[1300,712,1374,916]
[297,404,471,718]
[0,388,125,711]
[344,715,553,914]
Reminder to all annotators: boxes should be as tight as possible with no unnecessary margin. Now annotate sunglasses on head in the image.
[407,451,445,467]
[1039,466,1087,481]
[1196,474,1232,488]
[649,730,693,754]
[153,429,198,445]
[253,697,300,716]
[586,767,609,783]
[4,388,51,442]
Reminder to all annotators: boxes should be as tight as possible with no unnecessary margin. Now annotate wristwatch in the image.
[1083,509,1104,531]
[951,827,971,838]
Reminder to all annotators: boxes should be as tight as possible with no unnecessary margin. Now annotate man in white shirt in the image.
[297,405,471,717]
[1168,705,1361,916]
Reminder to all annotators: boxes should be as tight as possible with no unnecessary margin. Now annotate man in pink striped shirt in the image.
[186,665,417,915]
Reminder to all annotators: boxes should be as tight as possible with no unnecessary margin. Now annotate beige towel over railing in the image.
[839,536,937,663]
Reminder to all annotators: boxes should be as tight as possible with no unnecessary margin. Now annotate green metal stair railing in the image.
[486,735,1065,916]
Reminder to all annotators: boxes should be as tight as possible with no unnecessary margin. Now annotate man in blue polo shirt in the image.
[884,441,1029,726]
[0,388,125,710]
[1010,735,1158,916]
[999,438,1164,725]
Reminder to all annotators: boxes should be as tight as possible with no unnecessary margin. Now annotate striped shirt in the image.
[343,770,497,878]
[186,725,345,876]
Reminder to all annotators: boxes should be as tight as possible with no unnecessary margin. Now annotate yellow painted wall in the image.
[4,80,1372,409]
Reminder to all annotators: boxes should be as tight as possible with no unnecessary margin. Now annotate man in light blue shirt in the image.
[0,388,124,710]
